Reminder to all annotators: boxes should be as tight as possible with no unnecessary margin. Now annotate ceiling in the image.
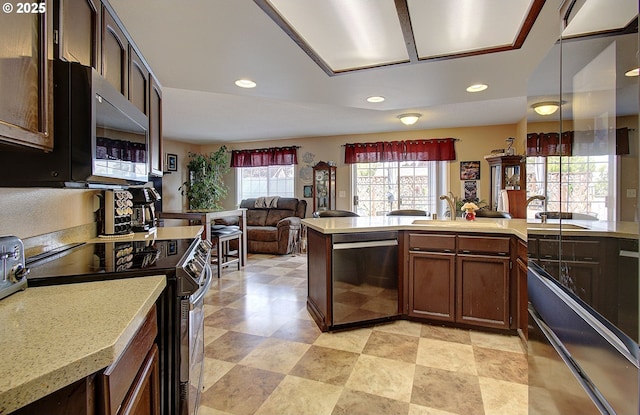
[107,0,571,144]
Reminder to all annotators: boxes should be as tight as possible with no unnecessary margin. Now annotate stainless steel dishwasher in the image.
[331,231,399,326]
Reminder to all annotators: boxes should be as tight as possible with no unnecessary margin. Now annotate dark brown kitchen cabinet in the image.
[409,251,455,321]
[456,254,510,329]
[55,0,100,68]
[0,7,52,150]
[149,75,163,176]
[128,47,149,115]
[102,7,128,96]
[516,239,528,340]
[98,304,159,415]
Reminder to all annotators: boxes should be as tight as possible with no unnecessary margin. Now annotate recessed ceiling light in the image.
[625,68,639,77]
[367,96,385,103]
[466,84,488,92]
[235,79,257,88]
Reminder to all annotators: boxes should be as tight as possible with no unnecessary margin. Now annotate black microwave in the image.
[0,61,149,187]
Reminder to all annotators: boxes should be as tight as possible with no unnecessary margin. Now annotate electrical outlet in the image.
[627,189,637,198]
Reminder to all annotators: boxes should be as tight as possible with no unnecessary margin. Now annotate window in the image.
[237,165,295,200]
[353,161,445,216]
[526,155,614,220]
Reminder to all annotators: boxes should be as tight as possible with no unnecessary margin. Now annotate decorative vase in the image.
[464,210,476,221]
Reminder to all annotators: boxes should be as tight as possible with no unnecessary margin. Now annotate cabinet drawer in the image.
[409,233,456,252]
[539,238,600,261]
[458,235,510,255]
[517,239,528,261]
[100,304,157,415]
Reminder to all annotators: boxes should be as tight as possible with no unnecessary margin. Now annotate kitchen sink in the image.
[411,220,504,228]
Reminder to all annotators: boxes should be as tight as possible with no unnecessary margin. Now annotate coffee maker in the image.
[129,186,161,232]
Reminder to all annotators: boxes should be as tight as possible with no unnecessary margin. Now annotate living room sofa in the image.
[219,197,307,255]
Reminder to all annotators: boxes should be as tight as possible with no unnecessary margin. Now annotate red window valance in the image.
[527,128,629,156]
[230,146,298,167]
[344,138,456,164]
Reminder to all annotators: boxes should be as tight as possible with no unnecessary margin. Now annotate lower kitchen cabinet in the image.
[406,232,516,331]
[456,254,510,329]
[408,251,455,321]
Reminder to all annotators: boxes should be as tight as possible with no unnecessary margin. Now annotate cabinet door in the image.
[456,254,510,328]
[119,344,160,415]
[408,251,455,321]
[0,9,52,150]
[128,47,148,115]
[102,7,128,95]
[57,0,99,68]
[149,76,163,176]
[516,257,528,338]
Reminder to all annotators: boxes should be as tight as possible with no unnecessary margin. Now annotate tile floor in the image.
[201,253,528,415]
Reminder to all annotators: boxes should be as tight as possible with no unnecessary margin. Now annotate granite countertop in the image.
[301,216,639,240]
[0,275,166,414]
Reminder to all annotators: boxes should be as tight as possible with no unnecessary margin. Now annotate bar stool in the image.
[210,225,242,278]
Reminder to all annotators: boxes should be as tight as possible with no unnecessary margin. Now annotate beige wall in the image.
[194,124,518,213]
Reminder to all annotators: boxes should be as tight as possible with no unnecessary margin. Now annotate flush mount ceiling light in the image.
[398,113,421,125]
[466,84,488,92]
[367,96,385,103]
[532,101,560,115]
[235,79,257,88]
[625,67,639,77]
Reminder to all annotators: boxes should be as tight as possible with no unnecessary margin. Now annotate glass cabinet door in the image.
[313,161,336,212]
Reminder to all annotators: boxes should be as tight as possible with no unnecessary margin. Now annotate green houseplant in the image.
[179,146,230,211]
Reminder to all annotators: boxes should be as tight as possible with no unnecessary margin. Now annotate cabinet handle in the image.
[443,249,452,253]
[411,247,421,251]
[461,250,470,253]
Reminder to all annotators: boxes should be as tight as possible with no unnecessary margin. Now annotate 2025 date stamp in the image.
[3,2,46,13]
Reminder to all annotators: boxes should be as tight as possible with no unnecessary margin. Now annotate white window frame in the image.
[236,165,295,201]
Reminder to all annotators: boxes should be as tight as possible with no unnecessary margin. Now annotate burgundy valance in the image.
[344,138,456,164]
[527,128,630,157]
[230,146,298,167]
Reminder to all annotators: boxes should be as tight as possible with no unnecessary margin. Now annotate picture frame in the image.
[303,185,313,198]
[167,153,178,172]
[460,161,480,180]
[462,180,480,201]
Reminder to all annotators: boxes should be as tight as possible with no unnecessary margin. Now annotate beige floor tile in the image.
[469,330,525,354]
[479,376,528,415]
[420,324,472,345]
[374,319,424,337]
[200,365,285,415]
[202,357,235,391]
[198,405,234,415]
[411,365,484,415]
[204,326,229,346]
[346,354,416,402]
[362,330,419,363]
[239,337,310,374]
[409,403,460,415]
[473,346,528,384]
[333,389,410,415]
[254,375,343,415]
[289,345,360,386]
[204,331,266,363]
[313,327,373,353]
[270,317,322,344]
[416,338,477,375]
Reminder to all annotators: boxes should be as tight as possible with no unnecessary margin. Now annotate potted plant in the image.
[179,146,230,211]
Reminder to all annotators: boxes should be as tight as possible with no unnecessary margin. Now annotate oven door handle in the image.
[333,240,398,250]
[190,265,213,307]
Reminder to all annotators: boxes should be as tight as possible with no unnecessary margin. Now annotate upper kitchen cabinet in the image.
[149,75,162,176]
[54,0,100,69]
[101,6,128,96]
[128,46,149,115]
[0,7,52,150]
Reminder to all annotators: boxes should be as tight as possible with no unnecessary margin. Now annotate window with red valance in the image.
[230,146,298,167]
[526,128,629,156]
[344,138,456,164]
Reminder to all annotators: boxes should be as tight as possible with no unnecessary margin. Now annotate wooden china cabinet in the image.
[485,155,525,211]
[312,161,336,213]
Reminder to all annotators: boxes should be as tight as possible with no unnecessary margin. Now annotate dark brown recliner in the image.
[238,198,307,255]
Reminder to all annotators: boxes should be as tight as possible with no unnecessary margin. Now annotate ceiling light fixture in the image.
[532,101,560,116]
[625,67,639,77]
[466,84,488,92]
[367,96,385,103]
[397,113,421,125]
[235,79,256,88]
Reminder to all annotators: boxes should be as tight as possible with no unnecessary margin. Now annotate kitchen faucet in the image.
[439,193,456,221]
[525,195,546,207]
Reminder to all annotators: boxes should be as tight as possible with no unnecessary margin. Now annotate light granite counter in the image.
[302,216,639,241]
[0,275,166,414]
